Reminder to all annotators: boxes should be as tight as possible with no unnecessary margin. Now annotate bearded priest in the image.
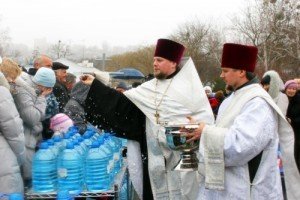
[81,39,214,200]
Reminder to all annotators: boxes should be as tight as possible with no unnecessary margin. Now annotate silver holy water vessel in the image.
[165,123,199,171]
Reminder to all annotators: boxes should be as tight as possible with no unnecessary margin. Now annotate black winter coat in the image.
[84,79,153,200]
[287,92,300,144]
[53,80,70,112]
[287,92,300,172]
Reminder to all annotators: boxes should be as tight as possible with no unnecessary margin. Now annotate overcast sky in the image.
[0,0,248,48]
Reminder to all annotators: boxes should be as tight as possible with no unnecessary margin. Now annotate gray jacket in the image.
[64,82,90,134]
[0,73,25,193]
[13,76,46,149]
[13,76,47,179]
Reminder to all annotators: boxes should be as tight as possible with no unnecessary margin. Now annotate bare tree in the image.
[62,44,71,58]
[232,1,273,71]
[170,20,224,84]
[170,20,210,66]
[231,0,300,78]
[108,46,154,75]
[32,48,40,59]
[50,40,72,59]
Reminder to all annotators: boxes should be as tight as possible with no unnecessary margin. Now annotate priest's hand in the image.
[80,74,95,85]
[182,122,206,143]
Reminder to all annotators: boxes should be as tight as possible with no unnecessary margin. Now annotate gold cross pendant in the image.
[154,111,160,124]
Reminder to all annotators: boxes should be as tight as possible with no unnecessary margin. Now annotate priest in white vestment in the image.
[184,43,300,200]
[81,39,215,200]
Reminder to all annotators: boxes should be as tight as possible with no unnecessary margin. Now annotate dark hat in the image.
[52,62,69,70]
[221,43,258,72]
[261,75,271,85]
[154,39,185,64]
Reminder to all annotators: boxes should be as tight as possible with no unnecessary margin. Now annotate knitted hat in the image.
[221,43,258,72]
[154,39,185,64]
[33,67,56,87]
[284,80,298,90]
[50,113,74,133]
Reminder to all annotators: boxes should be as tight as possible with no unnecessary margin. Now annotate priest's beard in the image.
[154,72,168,80]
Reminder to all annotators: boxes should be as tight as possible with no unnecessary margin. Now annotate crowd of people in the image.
[0,38,299,200]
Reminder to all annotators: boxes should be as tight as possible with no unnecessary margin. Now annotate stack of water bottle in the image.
[0,193,24,200]
[119,173,129,200]
[32,125,127,196]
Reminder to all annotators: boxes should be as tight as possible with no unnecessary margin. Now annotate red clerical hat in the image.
[154,39,185,64]
[221,43,258,72]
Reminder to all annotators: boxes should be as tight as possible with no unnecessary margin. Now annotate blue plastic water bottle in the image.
[84,129,95,140]
[47,139,59,157]
[53,135,63,153]
[83,131,95,150]
[71,129,82,140]
[86,124,99,133]
[77,137,88,155]
[121,138,128,147]
[67,130,75,139]
[73,139,85,157]
[120,181,128,200]
[61,133,72,149]
[102,137,115,183]
[68,126,82,140]
[8,193,23,200]
[73,139,85,186]
[56,190,74,200]
[100,139,115,187]
[68,125,78,133]
[105,135,121,174]
[57,142,82,195]
[113,136,123,167]
[85,141,110,191]
[32,142,57,193]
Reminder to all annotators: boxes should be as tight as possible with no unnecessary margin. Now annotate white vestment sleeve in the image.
[223,97,276,166]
